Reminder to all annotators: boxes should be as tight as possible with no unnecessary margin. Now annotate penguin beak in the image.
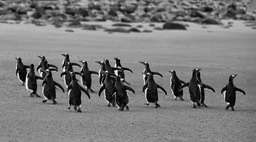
[61,54,66,57]
[15,57,18,60]
[80,61,84,64]
[169,70,174,73]
[139,61,146,65]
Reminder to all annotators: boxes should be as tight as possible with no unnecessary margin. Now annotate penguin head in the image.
[61,53,69,59]
[15,57,22,62]
[38,55,45,61]
[139,61,148,66]
[95,60,104,65]
[114,57,120,63]
[30,64,34,70]
[229,74,237,82]
[80,60,88,66]
[169,70,176,75]
[192,68,201,77]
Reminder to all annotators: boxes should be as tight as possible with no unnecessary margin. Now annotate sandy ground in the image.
[0,21,256,142]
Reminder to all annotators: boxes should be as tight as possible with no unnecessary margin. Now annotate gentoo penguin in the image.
[67,72,90,112]
[42,69,65,104]
[112,75,135,111]
[114,57,133,85]
[15,57,29,85]
[169,70,186,101]
[197,71,215,107]
[60,62,81,88]
[139,61,163,85]
[37,55,58,76]
[179,69,201,108]
[142,72,167,108]
[25,64,43,97]
[38,60,58,78]
[80,60,98,93]
[95,60,106,86]
[221,74,246,111]
[98,71,116,107]
[61,53,70,72]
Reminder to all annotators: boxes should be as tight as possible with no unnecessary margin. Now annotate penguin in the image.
[67,72,90,112]
[142,72,167,108]
[221,74,246,111]
[98,71,116,107]
[114,57,133,85]
[37,55,58,76]
[139,61,163,85]
[80,60,98,93]
[25,64,43,97]
[15,57,29,85]
[179,69,201,108]
[42,69,65,104]
[169,70,186,101]
[197,71,215,107]
[112,75,135,111]
[61,53,70,72]
[95,60,106,86]
[60,62,81,88]
[38,60,58,78]
[103,59,116,76]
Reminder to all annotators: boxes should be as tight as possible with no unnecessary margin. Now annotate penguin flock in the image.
[15,54,246,112]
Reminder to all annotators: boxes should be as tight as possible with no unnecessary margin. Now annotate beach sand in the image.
[0,21,256,142]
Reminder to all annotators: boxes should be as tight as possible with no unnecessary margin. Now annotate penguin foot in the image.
[107,103,111,107]
[201,103,208,107]
[155,103,160,108]
[67,106,71,109]
[30,93,34,97]
[231,107,235,111]
[89,88,95,93]
[126,106,129,111]
[180,97,184,101]
[144,103,149,106]
[119,107,124,111]
[74,106,77,111]
[193,104,197,108]
[174,97,177,101]
[42,100,47,103]
[225,105,230,110]
[52,100,57,104]
[77,108,82,113]
[34,93,41,98]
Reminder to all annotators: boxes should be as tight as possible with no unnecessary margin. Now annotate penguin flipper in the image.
[221,86,227,94]
[15,68,19,76]
[180,79,186,84]
[122,67,133,73]
[36,65,41,72]
[24,65,30,69]
[67,84,72,92]
[48,64,58,70]
[90,71,99,75]
[236,87,246,95]
[157,84,167,95]
[36,76,43,80]
[125,85,135,94]
[71,62,81,68]
[98,85,105,97]
[142,84,148,93]
[152,72,163,78]
[178,83,189,92]
[80,85,90,99]
[60,72,66,77]
[54,81,65,93]
[203,84,215,93]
